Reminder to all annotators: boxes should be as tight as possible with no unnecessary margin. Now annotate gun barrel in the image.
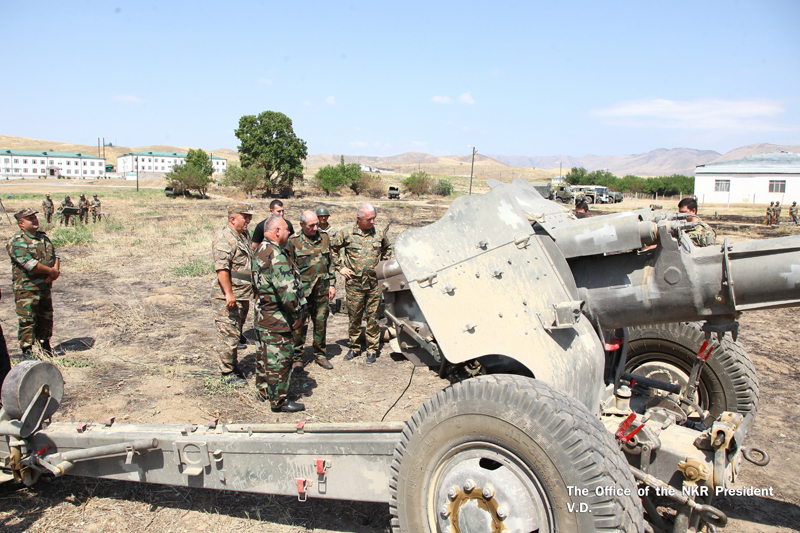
[571,232,800,329]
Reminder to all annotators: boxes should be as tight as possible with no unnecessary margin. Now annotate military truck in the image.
[388,185,400,199]
[531,182,554,200]
[573,184,612,203]
[554,183,578,203]
[1,178,791,533]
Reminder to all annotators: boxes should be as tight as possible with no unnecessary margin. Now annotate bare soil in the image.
[0,183,798,532]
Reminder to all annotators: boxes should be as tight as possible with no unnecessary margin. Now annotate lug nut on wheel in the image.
[482,485,494,499]
[440,505,451,518]
[447,486,458,500]
[497,505,509,520]
[463,479,475,492]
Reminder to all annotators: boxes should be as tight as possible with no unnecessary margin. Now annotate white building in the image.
[695,151,800,205]
[117,150,227,177]
[1,150,105,179]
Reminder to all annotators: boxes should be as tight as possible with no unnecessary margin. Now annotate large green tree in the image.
[184,148,214,177]
[223,163,263,198]
[234,111,308,195]
[165,165,214,198]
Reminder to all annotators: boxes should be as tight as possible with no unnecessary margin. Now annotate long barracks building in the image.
[117,150,227,176]
[1,150,106,179]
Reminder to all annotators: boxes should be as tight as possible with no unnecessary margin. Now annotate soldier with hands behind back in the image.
[212,203,255,386]
[6,208,62,359]
[41,194,54,224]
[286,210,336,372]
[331,203,391,364]
[251,216,307,412]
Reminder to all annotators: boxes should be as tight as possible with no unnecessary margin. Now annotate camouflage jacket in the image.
[41,199,54,213]
[60,199,74,209]
[775,206,782,217]
[767,206,774,217]
[320,224,339,241]
[686,218,716,247]
[78,198,89,211]
[791,205,798,217]
[212,225,253,299]
[251,239,306,333]
[331,224,391,278]
[6,230,59,291]
[286,230,334,293]
[89,199,101,213]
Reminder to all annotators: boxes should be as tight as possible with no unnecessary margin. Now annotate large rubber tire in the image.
[627,323,759,424]
[585,196,594,204]
[389,375,642,533]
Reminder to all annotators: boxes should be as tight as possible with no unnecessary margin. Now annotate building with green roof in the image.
[1,149,106,180]
[117,150,227,176]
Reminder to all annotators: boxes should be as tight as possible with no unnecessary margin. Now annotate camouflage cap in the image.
[45,193,51,197]
[227,202,255,216]
[315,206,331,217]
[93,194,98,197]
[80,194,85,197]
[65,195,71,199]
[14,208,38,220]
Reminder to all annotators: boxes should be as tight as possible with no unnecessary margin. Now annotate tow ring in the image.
[742,446,770,466]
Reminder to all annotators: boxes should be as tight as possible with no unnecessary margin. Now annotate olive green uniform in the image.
[286,230,335,363]
[685,218,716,247]
[41,197,54,223]
[331,224,391,356]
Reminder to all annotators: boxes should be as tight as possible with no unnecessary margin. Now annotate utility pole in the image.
[468,145,477,195]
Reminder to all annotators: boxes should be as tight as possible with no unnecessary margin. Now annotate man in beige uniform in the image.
[212,203,255,385]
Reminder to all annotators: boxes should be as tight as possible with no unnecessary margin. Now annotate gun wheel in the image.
[627,323,759,424]
[389,375,642,533]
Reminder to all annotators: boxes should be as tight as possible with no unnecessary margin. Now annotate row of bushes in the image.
[565,167,694,196]
[313,159,454,198]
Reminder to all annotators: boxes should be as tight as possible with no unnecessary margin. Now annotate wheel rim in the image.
[429,442,554,533]
[627,355,711,412]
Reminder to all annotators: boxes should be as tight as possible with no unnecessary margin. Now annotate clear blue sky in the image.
[2,0,798,159]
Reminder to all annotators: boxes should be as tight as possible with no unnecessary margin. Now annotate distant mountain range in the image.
[1,135,798,177]
[485,143,800,177]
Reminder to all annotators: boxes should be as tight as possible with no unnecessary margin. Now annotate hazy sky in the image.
[2,1,798,158]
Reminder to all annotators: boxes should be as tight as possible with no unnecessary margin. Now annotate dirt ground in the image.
[0,181,798,532]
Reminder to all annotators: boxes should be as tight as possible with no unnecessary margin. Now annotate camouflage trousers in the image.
[60,213,73,226]
[793,215,799,225]
[92,211,101,223]
[293,280,330,362]
[43,211,53,223]
[345,276,381,355]
[212,297,249,373]
[79,209,89,224]
[255,329,293,408]
[14,287,53,353]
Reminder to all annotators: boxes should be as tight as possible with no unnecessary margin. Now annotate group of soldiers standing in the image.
[765,201,799,226]
[41,193,102,225]
[212,200,390,413]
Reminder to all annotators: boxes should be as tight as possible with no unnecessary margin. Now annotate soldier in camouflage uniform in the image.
[77,194,90,224]
[678,198,715,247]
[59,195,75,226]
[316,206,339,241]
[41,194,54,224]
[251,216,307,412]
[791,201,798,225]
[89,194,102,223]
[766,202,774,226]
[286,210,336,372]
[774,202,782,225]
[212,203,255,386]
[6,208,62,358]
[331,203,391,364]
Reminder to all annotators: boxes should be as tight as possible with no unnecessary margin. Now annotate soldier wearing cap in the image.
[77,193,90,224]
[316,206,339,241]
[766,201,774,226]
[6,208,61,358]
[41,194,54,223]
[791,201,798,225]
[774,201,782,225]
[212,202,255,385]
[89,194,102,223]
[59,195,74,226]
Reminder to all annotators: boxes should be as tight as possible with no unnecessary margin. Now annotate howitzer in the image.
[1,178,794,533]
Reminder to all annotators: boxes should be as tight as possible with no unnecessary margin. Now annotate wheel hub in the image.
[433,444,546,533]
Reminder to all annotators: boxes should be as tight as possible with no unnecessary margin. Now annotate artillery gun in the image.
[2,178,796,533]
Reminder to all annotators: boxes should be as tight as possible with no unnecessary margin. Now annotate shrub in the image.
[171,259,214,277]
[351,173,385,197]
[50,225,95,247]
[431,178,454,196]
[402,171,433,197]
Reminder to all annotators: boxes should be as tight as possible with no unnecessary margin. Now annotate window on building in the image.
[769,180,786,193]
[148,158,152,162]
[714,180,730,192]
[23,168,28,173]
[66,161,70,165]
[91,170,95,175]
[13,159,18,163]
[14,168,20,173]
[2,158,7,163]
[161,159,164,163]
[148,166,152,170]
[90,161,94,166]
[49,160,53,164]
[67,169,71,174]
[23,159,27,164]
[83,161,87,165]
